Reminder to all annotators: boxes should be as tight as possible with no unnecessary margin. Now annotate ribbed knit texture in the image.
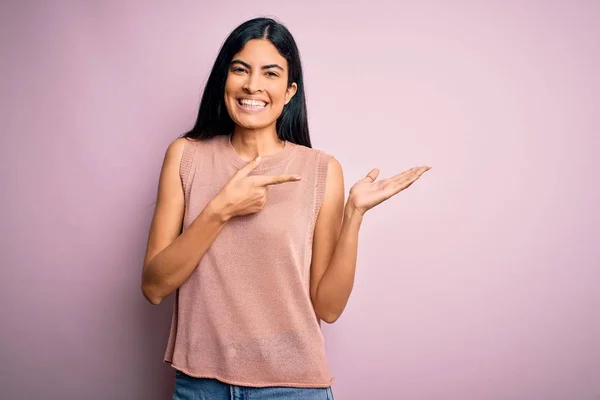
[164,134,333,388]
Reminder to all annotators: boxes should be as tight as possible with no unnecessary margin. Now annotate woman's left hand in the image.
[348,165,431,215]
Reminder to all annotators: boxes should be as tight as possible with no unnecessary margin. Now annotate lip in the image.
[235,97,269,113]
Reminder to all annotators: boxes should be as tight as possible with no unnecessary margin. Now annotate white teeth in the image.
[239,99,266,107]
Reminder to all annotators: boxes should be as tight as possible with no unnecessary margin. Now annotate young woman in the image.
[142,17,430,400]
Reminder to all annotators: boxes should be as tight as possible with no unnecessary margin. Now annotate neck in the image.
[230,125,284,161]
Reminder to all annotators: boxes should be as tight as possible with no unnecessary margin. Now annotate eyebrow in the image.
[230,59,284,71]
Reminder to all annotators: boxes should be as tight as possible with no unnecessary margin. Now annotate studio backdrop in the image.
[1,1,598,399]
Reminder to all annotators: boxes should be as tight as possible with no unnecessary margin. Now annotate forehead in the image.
[232,39,287,67]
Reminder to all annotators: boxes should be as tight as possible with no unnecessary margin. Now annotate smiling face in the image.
[224,39,297,131]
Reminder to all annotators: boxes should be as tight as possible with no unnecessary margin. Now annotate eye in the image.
[265,71,279,78]
[231,67,247,74]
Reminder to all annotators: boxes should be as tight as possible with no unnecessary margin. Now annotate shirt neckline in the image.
[219,134,297,173]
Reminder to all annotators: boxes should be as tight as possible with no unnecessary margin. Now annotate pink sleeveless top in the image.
[163,134,333,388]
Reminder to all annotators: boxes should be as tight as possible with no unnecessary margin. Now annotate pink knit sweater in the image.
[163,134,333,388]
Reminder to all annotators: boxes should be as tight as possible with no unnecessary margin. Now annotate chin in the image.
[233,116,275,130]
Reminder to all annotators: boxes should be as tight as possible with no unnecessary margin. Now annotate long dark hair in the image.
[182,17,311,148]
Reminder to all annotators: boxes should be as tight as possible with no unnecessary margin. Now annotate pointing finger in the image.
[254,174,302,186]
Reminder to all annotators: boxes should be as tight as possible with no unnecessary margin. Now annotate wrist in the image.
[206,196,231,223]
[344,202,364,223]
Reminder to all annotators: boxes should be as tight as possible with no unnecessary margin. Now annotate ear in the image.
[284,82,298,105]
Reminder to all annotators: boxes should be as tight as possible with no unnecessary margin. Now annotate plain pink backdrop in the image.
[1,1,599,399]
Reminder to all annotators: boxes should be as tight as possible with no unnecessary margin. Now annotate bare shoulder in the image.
[163,137,191,163]
[314,148,343,186]
[298,145,343,173]
[315,150,344,208]
[143,137,192,268]
[326,155,343,179]
[324,155,344,204]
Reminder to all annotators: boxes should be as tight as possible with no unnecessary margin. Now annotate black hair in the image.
[182,17,311,148]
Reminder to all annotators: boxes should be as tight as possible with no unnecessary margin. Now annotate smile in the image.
[237,98,268,112]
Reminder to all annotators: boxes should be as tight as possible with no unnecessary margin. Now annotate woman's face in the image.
[224,39,297,131]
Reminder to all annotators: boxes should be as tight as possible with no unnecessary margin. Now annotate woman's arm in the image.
[309,157,361,323]
[310,157,431,323]
[141,138,228,305]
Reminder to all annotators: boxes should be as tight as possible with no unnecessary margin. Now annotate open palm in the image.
[348,165,431,215]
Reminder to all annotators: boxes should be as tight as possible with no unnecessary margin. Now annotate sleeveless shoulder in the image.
[179,138,201,199]
[291,145,333,230]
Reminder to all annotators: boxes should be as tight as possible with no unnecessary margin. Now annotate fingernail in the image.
[255,156,262,163]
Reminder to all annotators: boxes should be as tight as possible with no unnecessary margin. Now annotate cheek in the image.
[224,73,243,96]
[269,84,290,106]
[223,80,240,115]
[224,80,235,100]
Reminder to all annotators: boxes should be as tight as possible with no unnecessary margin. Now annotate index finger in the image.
[254,174,302,186]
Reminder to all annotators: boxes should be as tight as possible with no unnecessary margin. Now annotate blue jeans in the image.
[172,370,335,400]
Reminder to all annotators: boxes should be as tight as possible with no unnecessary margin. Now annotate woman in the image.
[142,17,430,400]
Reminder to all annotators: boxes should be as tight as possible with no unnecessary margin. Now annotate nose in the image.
[242,71,262,93]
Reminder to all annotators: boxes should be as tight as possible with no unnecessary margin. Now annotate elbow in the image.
[316,306,341,324]
[141,283,164,305]
[146,295,163,306]
[320,311,341,324]
[313,296,343,324]
[141,263,167,305]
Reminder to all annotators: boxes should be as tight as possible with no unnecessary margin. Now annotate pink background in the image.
[1,1,599,399]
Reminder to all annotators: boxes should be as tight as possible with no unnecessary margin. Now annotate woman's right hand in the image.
[211,156,301,220]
